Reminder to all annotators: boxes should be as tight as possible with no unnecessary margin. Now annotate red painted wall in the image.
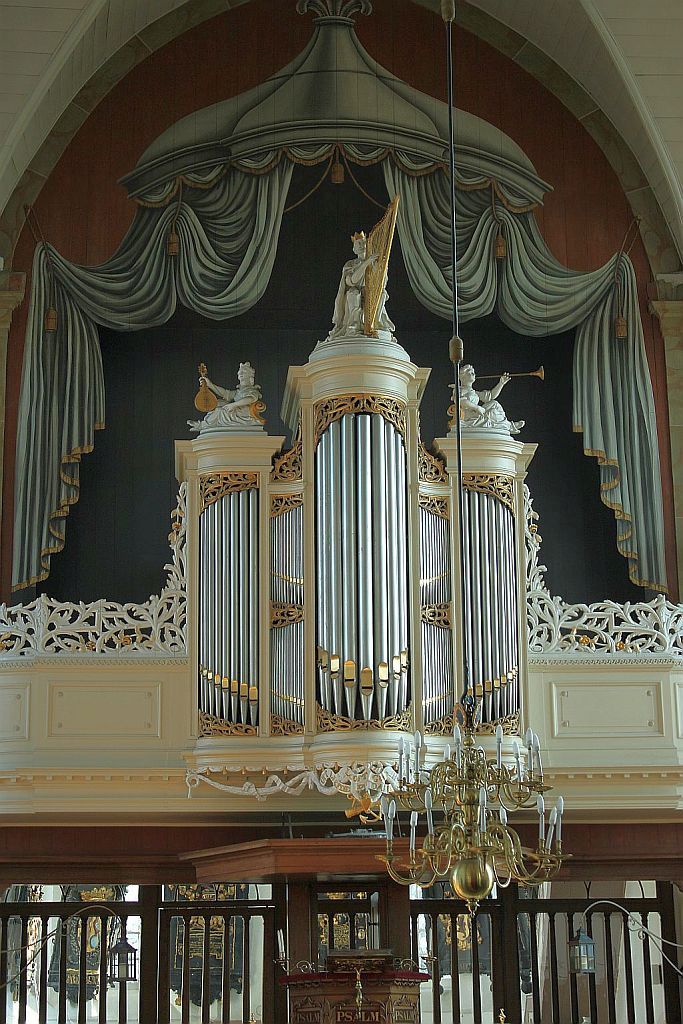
[1,0,675,598]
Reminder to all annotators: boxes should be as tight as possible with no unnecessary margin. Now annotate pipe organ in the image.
[198,475,260,734]
[176,335,534,760]
[461,477,519,724]
[315,411,410,724]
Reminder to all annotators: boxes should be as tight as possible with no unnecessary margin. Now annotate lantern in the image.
[568,927,596,974]
[109,933,138,983]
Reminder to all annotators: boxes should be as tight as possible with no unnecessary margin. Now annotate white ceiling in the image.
[0,0,681,260]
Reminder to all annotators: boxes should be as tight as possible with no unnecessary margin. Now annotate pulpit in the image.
[282,950,428,1023]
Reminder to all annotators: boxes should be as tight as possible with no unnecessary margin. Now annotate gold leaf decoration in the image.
[418,442,448,484]
[425,709,520,737]
[271,440,303,482]
[316,702,413,733]
[198,712,257,736]
[271,714,305,736]
[421,603,452,628]
[270,602,305,627]
[418,493,449,519]
[313,395,406,448]
[200,472,258,511]
[270,493,304,517]
[463,473,514,514]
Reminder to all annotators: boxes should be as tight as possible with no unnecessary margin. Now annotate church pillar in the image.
[0,269,26,569]
[650,299,683,592]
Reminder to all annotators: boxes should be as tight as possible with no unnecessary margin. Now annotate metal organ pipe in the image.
[314,410,410,721]
[198,482,259,730]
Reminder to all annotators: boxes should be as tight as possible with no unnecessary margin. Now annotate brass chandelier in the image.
[379,700,565,913]
[377,0,567,913]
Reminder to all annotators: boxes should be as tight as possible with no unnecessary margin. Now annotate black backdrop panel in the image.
[38,163,641,606]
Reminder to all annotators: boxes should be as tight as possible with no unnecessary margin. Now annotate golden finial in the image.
[498,1010,506,1023]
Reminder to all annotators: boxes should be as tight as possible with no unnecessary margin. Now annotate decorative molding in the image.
[418,494,449,519]
[270,714,305,736]
[271,441,303,483]
[186,759,398,802]
[296,0,372,19]
[417,442,448,484]
[425,709,520,737]
[316,702,413,733]
[421,603,452,628]
[270,602,305,628]
[270,493,304,517]
[198,712,257,737]
[525,485,683,657]
[200,472,258,511]
[0,485,187,657]
[314,395,406,448]
[464,472,514,514]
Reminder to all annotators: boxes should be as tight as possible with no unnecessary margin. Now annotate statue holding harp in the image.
[328,195,399,341]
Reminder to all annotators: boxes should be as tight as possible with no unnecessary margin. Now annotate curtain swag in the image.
[12,152,666,594]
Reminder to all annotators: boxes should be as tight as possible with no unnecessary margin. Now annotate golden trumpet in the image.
[476,365,544,381]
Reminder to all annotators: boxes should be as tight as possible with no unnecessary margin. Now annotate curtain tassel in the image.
[331,156,345,184]
[494,230,507,259]
[167,228,180,256]
[615,314,627,339]
[44,307,58,333]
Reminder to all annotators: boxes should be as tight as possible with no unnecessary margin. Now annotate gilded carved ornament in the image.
[199,711,257,737]
[417,442,448,484]
[313,394,406,448]
[418,493,449,519]
[271,440,303,483]
[463,473,515,515]
[200,472,258,511]
[270,492,304,517]
[316,702,413,733]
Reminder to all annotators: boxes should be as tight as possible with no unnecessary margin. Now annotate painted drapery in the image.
[13,162,292,590]
[385,161,666,591]
[13,150,666,593]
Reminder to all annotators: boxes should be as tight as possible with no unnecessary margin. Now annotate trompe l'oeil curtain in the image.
[13,153,666,594]
[13,161,293,590]
[384,161,666,592]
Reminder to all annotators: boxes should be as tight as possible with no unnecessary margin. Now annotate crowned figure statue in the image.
[328,230,396,341]
[453,364,524,435]
[188,361,266,434]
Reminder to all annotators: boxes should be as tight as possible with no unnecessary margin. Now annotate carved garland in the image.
[418,442,448,484]
[425,709,520,737]
[200,472,258,511]
[418,493,449,519]
[270,602,305,628]
[271,441,303,483]
[199,712,257,737]
[463,473,514,515]
[270,714,305,736]
[313,395,406,447]
[421,603,452,628]
[316,702,413,733]
[270,493,304,517]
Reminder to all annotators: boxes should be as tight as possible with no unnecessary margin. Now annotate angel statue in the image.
[188,361,266,434]
[453,364,524,435]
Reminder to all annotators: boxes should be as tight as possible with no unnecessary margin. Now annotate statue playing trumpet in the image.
[450,363,543,436]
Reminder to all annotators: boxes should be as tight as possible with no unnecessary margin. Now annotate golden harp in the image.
[363,194,400,336]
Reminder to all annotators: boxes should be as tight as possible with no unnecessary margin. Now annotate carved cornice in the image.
[200,472,258,511]
[314,395,406,448]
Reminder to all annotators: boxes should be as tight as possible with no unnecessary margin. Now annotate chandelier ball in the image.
[450,856,495,906]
